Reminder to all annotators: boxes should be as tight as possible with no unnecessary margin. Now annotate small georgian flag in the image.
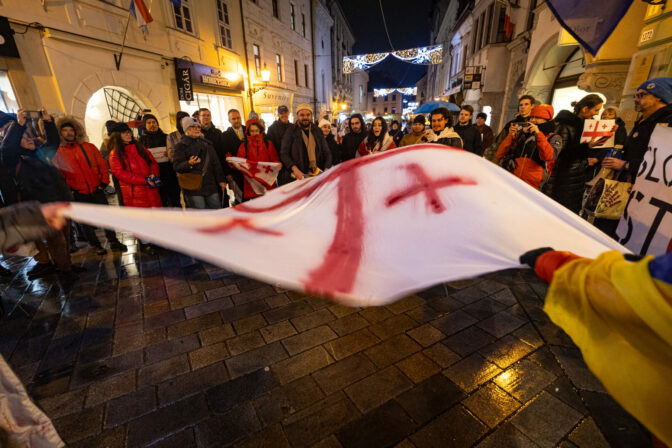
[226,157,282,195]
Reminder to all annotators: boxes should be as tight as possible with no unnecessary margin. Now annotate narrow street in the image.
[0,236,649,447]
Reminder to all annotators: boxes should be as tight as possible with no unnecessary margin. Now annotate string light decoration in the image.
[343,45,442,73]
[343,53,390,74]
[374,87,417,97]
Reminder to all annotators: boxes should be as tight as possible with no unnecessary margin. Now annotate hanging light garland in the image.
[343,45,442,74]
[374,87,417,97]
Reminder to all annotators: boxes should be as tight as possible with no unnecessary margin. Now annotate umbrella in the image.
[414,101,460,114]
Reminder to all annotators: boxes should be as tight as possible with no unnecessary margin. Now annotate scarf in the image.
[301,127,317,171]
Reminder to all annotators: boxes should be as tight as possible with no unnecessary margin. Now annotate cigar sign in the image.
[174,58,193,101]
[174,58,245,100]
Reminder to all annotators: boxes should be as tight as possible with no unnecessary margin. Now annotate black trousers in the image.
[72,188,120,246]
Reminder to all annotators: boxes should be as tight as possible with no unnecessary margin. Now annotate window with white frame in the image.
[276,54,283,82]
[173,0,195,34]
[216,0,232,48]
[290,3,296,30]
[253,44,261,76]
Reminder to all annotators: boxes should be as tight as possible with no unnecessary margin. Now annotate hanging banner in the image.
[343,45,442,73]
[64,145,625,306]
[616,125,672,255]
[174,58,193,102]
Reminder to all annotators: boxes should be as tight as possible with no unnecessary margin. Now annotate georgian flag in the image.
[226,157,281,196]
[64,144,625,306]
[580,119,616,148]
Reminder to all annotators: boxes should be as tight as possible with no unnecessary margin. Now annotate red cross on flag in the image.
[580,119,616,148]
[64,145,626,306]
[226,157,281,196]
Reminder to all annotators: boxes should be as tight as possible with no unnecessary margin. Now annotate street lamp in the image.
[261,69,271,82]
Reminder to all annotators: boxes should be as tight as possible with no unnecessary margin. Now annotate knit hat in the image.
[181,116,201,131]
[637,77,672,104]
[105,120,118,136]
[248,111,259,120]
[530,104,554,121]
[318,119,331,128]
[413,115,426,125]
[109,122,131,134]
[142,113,158,124]
[296,103,313,114]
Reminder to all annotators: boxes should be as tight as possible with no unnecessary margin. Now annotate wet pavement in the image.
[0,232,652,447]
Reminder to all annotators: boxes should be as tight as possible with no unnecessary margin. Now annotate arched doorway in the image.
[85,86,148,149]
[550,48,605,114]
[524,37,584,105]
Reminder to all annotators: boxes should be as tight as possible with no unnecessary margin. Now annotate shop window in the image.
[301,13,306,37]
[179,92,245,131]
[216,0,232,49]
[276,54,283,82]
[304,64,310,88]
[272,0,279,18]
[294,60,300,86]
[253,44,261,76]
[290,3,296,30]
[173,0,195,34]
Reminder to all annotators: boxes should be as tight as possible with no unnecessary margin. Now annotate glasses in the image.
[634,91,651,99]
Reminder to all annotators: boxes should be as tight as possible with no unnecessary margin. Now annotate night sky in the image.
[338,0,433,90]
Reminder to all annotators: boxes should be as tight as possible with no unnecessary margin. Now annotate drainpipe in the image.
[238,0,255,113]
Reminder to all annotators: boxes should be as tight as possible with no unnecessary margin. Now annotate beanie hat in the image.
[637,77,672,104]
[413,115,426,125]
[296,103,313,114]
[109,122,131,134]
[318,118,331,128]
[142,113,158,124]
[245,118,264,135]
[530,104,554,121]
[181,116,201,131]
[105,120,118,136]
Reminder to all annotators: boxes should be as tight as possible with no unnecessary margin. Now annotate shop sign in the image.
[253,88,293,108]
[174,58,244,97]
[174,58,193,101]
[464,66,483,90]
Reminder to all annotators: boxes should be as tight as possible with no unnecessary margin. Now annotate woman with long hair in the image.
[109,122,162,253]
[236,118,281,201]
[357,117,396,156]
[544,94,606,213]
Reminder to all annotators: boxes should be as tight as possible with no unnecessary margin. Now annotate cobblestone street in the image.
[0,235,651,447]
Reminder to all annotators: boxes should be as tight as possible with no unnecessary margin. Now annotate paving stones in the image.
[0,250,649,447]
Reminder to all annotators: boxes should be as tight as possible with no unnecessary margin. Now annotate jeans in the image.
[187,192,220,209]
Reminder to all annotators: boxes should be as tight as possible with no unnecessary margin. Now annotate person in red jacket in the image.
[496,104,556,189]
[53,116,126,254]
[236,118,281,201]
[109,122,162,254]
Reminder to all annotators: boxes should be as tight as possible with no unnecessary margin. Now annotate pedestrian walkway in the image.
[0,237,651,447]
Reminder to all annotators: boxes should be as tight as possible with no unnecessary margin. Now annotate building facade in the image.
[327,0,354,114]
[312,0,334,118]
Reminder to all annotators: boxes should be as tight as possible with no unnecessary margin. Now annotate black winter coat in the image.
[324,133,341,165]
[340,131,367,162]
[545,110,592,213]
[220,126,246,189]
[454,123,483,155]
[267,120,292,155]
[279,124,332,184]
[0,121,72,204]
[172,135,226,197]
[622,104,672,179]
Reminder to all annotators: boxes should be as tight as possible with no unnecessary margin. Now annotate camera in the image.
[146,176,162,188]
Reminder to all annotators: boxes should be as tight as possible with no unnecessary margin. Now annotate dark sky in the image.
[338,0,433,90]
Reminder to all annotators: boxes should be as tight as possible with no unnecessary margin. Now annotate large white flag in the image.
[226,156,281,195]
[65,144,625,306]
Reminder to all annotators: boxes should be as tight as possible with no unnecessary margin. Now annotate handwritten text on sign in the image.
[617,125,672,255]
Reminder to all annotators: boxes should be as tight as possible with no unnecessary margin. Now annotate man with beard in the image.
[279,104,332,183]
[267,105,292,154]
[139,114,180,207]
[53,116,127,254]
[340,113,367,162]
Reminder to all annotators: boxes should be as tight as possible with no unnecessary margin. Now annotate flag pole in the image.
[115,8,133,71]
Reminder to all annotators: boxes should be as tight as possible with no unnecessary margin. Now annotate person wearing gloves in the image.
[319,118,340,164]
[172,117,227,209]
[496,104,556,189]
[235,118,281,201]
[398,115,428,147]
[519,246,672,448]
[357,117,396,156]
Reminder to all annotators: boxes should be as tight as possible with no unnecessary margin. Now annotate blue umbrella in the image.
[414,101,460,114]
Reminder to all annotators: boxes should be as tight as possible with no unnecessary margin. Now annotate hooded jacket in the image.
[544,110,592,213]
[53,116,110,195]
[110,142,162,208]
[236,119,280,199]
[0,121,72,204]
[426,127,463,148]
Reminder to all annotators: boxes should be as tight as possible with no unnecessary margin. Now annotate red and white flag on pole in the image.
[65,144,626,306]
[226,156,281,196]
[580,119,616,148]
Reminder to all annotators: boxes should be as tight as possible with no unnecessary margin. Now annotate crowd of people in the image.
[1,76,671,283]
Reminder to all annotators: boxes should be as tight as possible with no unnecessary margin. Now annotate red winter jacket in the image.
[53,142,109,194]
[496,131,554,189]
[110,144,162,208]
[237,135,280,199]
